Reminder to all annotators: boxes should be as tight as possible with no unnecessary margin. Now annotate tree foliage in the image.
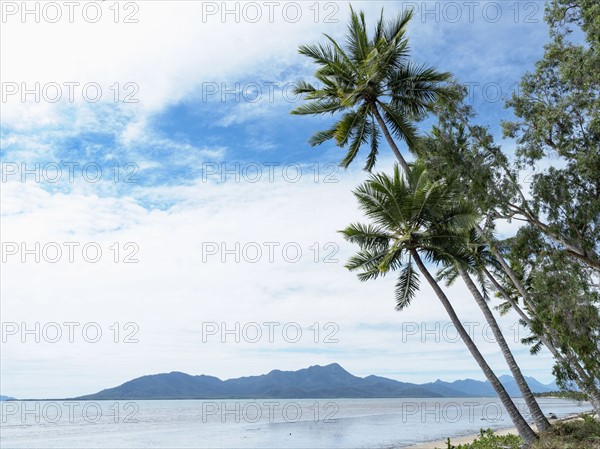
[292,7,454,172]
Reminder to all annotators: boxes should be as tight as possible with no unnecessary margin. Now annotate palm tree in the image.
[437,232,551,431]
[340,162,538,445]
[291,7,454,174]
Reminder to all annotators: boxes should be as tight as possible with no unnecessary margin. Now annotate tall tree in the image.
[416,89,600,415]
[502,0,600,272]
[340,163,538,445]
[292,7,454,174]
[500,0,600,410]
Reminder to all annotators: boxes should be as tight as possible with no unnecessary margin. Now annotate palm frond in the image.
[339,222,392,251]
[346,6,370,64]
[388,63,454,118]
[372,9,385,46]
[340,111,370,168]
[436,265,460,287]
[364,116,380,171]
[293,80,317,95]
[344,249,386,282]
[308,126,337,147]
[530,340,544,356]
[322,33,358,75]
[395,258,420,310]
[298,43,336,66]
[383,8,413,45]
[333,107,367,146]
[291,99,343,116]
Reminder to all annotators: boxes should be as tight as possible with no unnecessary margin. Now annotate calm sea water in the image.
[0,397,591,448]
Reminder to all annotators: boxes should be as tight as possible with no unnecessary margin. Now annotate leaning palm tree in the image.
[291,7,454,174]
[437,231,551,431]
[340,162,538,445]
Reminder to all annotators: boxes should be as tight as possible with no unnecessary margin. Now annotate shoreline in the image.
[404,412,592,449]
[405,425,519,449]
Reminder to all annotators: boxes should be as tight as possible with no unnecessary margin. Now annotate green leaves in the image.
[365,116,380,172]
[298,43,337,67]
[340,222,391,251]
[378,101,418,148]
[389,63,455,120]
[334,108,366,147]
[308,127,337,147]
[345,249,387,282]
[340,162,480,310]
[291,99,343,116]
[509,226,600,386]
[292,6,452,171]
[346,6,369,64]
[395,258,419,310]
[501,0,600,272]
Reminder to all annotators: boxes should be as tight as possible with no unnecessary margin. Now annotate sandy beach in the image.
[406,426,520,449]
[405,413,590,449]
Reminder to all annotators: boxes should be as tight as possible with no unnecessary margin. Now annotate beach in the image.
[406,413,593,449]
[406,426,521,449]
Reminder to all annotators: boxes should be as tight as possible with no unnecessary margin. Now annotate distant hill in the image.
[421,375,559,398]
[73,363,558,400]
[0,395,16,401]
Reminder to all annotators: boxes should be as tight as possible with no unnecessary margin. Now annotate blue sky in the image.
[1,1,558,398]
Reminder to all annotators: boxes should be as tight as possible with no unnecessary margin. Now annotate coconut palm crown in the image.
[340,161,478,309]
[292,7,454,173]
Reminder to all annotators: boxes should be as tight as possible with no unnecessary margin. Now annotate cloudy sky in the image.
[1,1,556,399]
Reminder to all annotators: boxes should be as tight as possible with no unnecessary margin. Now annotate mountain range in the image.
[73,363,558,400]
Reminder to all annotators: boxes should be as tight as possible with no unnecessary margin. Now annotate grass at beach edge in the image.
[436,413,600,449]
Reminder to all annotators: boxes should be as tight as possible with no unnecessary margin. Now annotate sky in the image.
[0,0,558,399]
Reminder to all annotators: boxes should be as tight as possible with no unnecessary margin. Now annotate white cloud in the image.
[1,1,364,134]
[1,154,555,398]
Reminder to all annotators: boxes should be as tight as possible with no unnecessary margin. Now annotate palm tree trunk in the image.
[371,106,411,175]
[586,389,600,416]
[457,266,551,431]
[410,250,538,445]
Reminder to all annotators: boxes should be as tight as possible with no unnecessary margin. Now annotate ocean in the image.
[0,397,590,448]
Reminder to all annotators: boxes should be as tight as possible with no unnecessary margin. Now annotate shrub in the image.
[437,429,521,449]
